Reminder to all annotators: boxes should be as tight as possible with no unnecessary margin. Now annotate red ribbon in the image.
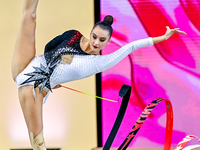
[118,98,173,150]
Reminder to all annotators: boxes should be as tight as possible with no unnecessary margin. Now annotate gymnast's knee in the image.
[22,11,37,23]
[18,86,33,103]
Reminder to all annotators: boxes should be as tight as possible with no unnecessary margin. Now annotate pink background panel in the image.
[101,0,200,148]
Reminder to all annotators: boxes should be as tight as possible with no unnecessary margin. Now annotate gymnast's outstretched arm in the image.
[51,37,153,87]
[52,27,186,87]
[94,26,186,73]
[94,37,153,73]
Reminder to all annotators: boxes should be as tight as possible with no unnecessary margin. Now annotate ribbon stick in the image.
[59,85,118,102]
[175,135,200,150]
[118,98,173,150]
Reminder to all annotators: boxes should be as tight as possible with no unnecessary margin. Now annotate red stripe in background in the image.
[112,30,129,42]
[128,0,198,75]
[180,0,200,32]
[128,54,154,118]
[106,31,154,116]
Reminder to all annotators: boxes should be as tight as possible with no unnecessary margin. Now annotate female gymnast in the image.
[11,0,186,149]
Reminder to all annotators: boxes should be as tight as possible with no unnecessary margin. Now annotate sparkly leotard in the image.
[15,30,153,103]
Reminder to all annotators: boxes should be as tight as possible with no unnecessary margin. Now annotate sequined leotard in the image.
[15,30,153,103]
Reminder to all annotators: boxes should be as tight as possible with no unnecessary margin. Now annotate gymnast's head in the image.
[89,15,113,53]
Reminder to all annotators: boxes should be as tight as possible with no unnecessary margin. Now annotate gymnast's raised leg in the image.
[11,0,46,149]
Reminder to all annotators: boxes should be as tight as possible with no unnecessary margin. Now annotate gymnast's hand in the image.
[153,26,186,44]
[164,26,186,40]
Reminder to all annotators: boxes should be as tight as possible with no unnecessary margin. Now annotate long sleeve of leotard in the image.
[94,37,153,73]
[50,37,154,88]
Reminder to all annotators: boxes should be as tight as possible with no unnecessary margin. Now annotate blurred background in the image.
[1,0,200,150]
[100,0,200,149]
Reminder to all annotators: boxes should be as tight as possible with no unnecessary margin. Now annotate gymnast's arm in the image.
[94,26,186,73]
[52,37,153,89]
[52,27,186,89]
[94,37,153,73]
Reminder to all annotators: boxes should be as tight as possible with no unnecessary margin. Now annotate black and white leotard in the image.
[15,30,153,103]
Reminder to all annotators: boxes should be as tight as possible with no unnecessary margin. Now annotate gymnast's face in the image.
[90,25,111,54]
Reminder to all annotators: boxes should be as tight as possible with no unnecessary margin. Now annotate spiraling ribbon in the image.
[118,98,173,150]
[175,135,200,150]
[59,84,173,150]
[103,97,173,150]
[60,84,132,149]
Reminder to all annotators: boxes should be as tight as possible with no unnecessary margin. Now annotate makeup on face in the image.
[89,26,111,54]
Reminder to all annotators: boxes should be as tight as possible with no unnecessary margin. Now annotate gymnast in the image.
[11,0,186,149]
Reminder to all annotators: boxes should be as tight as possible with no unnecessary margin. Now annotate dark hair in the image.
[93,15,113,38]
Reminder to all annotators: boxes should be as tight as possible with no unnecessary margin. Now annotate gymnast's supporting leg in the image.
[18,87,46,150]
[11,0,46,149]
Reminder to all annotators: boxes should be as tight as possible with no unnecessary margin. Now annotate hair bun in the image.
[103,15,113,26]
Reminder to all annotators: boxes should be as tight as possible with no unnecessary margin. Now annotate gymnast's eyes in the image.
[100,38,106,42]
[93,34,106,42]
[93,35,97,39]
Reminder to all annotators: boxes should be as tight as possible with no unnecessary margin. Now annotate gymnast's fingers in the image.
[176,29,187,35]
